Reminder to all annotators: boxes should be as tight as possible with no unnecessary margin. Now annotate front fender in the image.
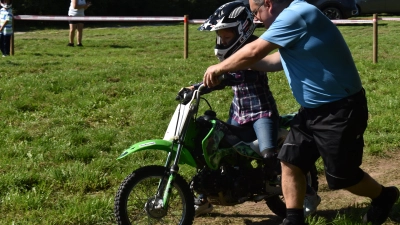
[117,139,197,168]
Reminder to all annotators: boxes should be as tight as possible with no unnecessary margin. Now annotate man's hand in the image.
[203,64,223,88]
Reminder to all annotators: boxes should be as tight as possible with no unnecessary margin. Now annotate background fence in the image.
[9,14,400,62]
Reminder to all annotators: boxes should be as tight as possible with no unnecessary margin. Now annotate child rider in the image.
[186,1,321,218]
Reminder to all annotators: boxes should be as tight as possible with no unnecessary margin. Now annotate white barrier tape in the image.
[189,19,205,24]
[14,15,184,22]
[332,20,372,24]
[13,15,400,24]
[380,17,400,21]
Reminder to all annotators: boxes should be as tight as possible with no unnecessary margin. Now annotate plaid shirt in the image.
[193,70,278,125]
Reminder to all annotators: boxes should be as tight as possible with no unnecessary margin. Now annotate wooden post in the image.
[184,15,189,59]
[10,17,14,55]
[373,13,378,63]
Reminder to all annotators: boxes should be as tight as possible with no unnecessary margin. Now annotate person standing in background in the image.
[68,0,91,47]
[0,0,12,57]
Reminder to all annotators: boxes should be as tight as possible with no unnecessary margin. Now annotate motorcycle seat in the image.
[219,121,257,143]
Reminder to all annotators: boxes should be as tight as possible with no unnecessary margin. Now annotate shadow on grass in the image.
[204,212,282,224]
[244,217,282,225]
[109,45,132,49]
[317,201,400,223]
[204,201,400,225]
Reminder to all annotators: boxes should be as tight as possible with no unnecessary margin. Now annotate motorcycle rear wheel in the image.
[265,165,319,218]
[114,165,195,225]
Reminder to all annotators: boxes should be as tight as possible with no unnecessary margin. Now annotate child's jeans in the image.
[0,34,11,56]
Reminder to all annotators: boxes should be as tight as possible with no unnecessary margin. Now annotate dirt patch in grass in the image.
[193,151,400,225]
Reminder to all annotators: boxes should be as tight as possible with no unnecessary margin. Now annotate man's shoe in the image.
[279,218,308,225]
[77,43,83,47]
[304,193,321,217]
[194,202,213,217]
[67,43,74,47]
[363,186,399,225]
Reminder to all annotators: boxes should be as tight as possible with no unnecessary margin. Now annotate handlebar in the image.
[176,74,228,104]
[218,74,229,82]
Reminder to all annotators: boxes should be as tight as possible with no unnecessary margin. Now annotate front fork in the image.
[162,172,176,208]
[158,99,198,210]
[159,141,186,210]
[157,152,176,209]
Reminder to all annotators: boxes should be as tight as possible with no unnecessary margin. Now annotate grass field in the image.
[0,17,399,224]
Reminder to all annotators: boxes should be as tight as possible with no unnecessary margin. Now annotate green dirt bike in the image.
[114,83,318,225]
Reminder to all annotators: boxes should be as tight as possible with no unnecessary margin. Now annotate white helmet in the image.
[198,1,256,61]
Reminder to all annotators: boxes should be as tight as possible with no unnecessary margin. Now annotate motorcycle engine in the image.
[191,166,264,205]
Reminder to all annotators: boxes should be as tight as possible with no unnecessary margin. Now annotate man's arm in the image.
[203,38,281,87]
[250,52,283,72]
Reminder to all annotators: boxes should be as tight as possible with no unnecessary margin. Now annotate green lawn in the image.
[0,18,399,224]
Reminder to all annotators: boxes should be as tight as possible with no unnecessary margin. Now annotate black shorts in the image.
[68,16,84,24]
[277,89,368,190]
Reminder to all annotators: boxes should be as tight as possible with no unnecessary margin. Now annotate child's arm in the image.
[0,20,8,32]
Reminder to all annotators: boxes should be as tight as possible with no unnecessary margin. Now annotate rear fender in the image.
[117,139,197,167]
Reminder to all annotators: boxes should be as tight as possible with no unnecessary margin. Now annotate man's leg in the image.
[344,172,381,198]
[345,172,399,225]
[281,161,306,224]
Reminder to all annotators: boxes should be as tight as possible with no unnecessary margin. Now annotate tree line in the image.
[13,0,235,19]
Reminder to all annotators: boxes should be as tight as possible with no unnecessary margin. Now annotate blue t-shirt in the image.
[260,0,362,108]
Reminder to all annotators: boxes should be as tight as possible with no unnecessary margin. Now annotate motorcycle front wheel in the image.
[114,165,195,225]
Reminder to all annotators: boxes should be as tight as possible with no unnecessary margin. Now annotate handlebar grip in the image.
[197,73,228,91]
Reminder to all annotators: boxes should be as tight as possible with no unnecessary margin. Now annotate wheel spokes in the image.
[126,176,186,224]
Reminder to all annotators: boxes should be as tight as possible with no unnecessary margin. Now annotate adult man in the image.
[203,0,399,225]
